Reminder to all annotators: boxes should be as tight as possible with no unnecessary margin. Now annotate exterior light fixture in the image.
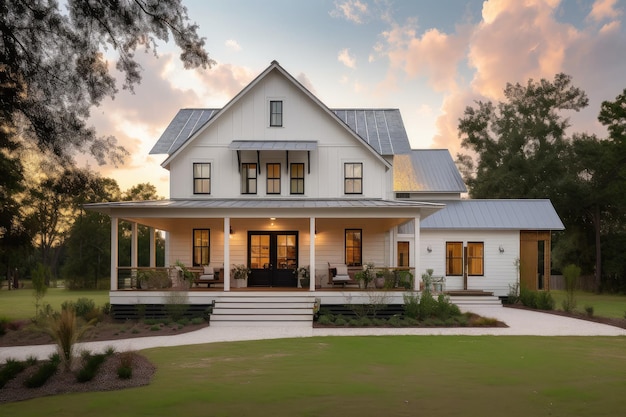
[427,245,432,253]
[499,245,504,253]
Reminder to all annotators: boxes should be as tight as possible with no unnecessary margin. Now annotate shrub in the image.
[24,360,59,388]
[317,315,333,325]
[402,292,420,319]
[165,291,189,321]
[76,353,107,383]
[584,305,594,317]
[0,359,26,388]
[116,351,134,380]
[434,294,461,320]
[190,317,205,325]
[419,293,438,319]
[0,316,9,336]
[562,264,581,313]
[519,287,537,308]
[47,308,94,370]
[535,291,555,310]
[334,317,347,326]
[102,302,112,316]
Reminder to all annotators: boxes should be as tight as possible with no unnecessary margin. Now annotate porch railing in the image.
[117,266,179,290]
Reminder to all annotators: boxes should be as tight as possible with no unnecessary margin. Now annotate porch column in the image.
[413,215,421,291]
[110,216,118,291]
[309,217,316,291]
[131,222,138,269]
[224,217,231,291]
[149,227,156,267]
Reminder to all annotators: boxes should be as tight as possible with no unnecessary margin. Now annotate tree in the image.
[457,73,588,205]
[0,0,214,167]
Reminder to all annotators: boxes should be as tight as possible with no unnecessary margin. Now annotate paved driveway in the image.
[2,306,625,361]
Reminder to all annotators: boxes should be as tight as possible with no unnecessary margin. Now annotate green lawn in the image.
[0,288,109,320]
[550,291,626,318]
[1,336,625,416]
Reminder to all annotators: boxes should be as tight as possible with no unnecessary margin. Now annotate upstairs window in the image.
[266,163,281,194]
[241,163,257,194]
[344,163,363,194]
[345,229,362,266]
[193,163,211,194]
[270,100,283,127]
[290,163,304,194]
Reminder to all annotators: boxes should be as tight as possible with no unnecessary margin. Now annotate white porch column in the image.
[149,227,156,267]
[131,222,138,269]
[224,217,231,291]
[309,217,316,291]
[413,215,421,291]
[110,216,118,291]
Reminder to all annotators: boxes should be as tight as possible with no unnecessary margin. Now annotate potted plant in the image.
[174,260,196,288]
[231,264,250,288]
[374,268,388,289]
[355,262,375,289]
[296,265,310,288]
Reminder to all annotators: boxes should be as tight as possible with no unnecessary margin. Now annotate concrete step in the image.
[212,308,312,315]
[448,295,502,307]
[215,302,314,309]
[211,314,312,321]
[209,294,316,326]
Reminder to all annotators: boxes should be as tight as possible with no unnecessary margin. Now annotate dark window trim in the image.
[344,162,363,195]
[192,229,210,267]
[241,162,257,194]
[467,241,485,276]
[290,163,305,195]
[266,163,281,195]
[445,241,463,276]
[345,228,362,267]
[270,100,283,127]
[193,162,211,195]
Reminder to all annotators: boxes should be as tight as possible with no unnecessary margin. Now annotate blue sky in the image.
[88,0,626,197]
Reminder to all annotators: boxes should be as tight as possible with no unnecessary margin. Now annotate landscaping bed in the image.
[504,303,626,329]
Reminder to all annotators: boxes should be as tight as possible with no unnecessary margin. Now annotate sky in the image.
[86,0,626,198]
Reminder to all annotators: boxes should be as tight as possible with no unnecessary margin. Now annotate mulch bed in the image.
[504,304,626,329]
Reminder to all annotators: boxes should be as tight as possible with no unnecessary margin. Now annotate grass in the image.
[0,288,109,321]
[550,291,626,318]
[1,336,626,416]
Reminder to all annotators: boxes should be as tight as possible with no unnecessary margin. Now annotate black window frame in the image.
[241,163,257,194]
[345,229,362,267]
[193,162,211,194]
[290,163,305,195]
[344,162,363,194]
[266,163,281,195]
[270,100,283,127]
[192,229,210,267]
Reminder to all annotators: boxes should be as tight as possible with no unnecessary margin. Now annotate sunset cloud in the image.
[225,39,242,51]
[338,48,357,68]
[330,0,369,24]
[589,0,623,22]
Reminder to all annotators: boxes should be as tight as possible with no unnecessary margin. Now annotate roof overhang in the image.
[228,140,317,151]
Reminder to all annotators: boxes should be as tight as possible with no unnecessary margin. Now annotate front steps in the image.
[210,294,316,327]
[448,294,502,308]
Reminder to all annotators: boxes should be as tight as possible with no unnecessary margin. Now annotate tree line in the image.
[457,74,626,292]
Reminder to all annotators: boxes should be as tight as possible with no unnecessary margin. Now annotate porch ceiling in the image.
[85,198,444,231]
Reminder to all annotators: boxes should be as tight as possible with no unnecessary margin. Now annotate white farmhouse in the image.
[87,61,563,316]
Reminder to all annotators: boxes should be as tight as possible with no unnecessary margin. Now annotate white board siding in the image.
[168,71,388,200]
[418,230,520,297]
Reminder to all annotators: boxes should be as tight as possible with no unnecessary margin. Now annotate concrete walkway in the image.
[2,306,625,361]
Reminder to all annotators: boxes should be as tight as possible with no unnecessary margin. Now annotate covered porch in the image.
[86,198,443,296]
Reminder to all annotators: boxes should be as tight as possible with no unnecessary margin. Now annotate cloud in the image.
[296,72,317,95]
[225,39,242,51]
[589,0,623,22]
[330,0,369,24]
[338,48,357,68]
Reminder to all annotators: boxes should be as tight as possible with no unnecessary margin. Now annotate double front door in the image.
[248,231,298,287]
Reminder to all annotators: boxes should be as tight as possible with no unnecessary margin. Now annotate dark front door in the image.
[248,231,298,287]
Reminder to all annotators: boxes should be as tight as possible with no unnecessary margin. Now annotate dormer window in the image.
[270,100,283,127]
[193,163,211,194]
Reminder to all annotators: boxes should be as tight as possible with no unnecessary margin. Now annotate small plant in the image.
[0,358,26,388]
[0,316,9,336]
[354,262,375,289]
[403,292,420,319]
[535,291,555,310]
[24,355,60,388]
[562,264,580,313]
[584,305,594,317]
[519,287,537,308]
[117,351,135,379]
[47,307,95,371]
[231,264,251,280]
[190,317,205,325]
[76,352,107,383]
[165,291,190,321]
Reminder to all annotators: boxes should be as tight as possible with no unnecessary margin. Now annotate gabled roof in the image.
[150,61,410,162]
[332,109,411,155]
[393,150,467,193]
[421,199,565,230]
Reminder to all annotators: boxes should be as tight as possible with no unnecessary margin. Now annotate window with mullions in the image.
[270,100,283,127]
[290,163,304,194]
[241,163,257,194]
[467,242,484,276]
[345,229,362,266]
[266,163,281,194]
[193,163,211,194]
[446,242,463,276]
[344,163,363,194]
[193,229,210,266]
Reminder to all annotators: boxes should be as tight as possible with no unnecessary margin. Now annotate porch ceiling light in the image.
[499,245,504,253]
[230,226,234,235]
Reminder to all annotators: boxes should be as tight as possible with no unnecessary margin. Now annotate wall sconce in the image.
[427,245,432,253]
[499,245,504,254]
[229,226,234,235]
